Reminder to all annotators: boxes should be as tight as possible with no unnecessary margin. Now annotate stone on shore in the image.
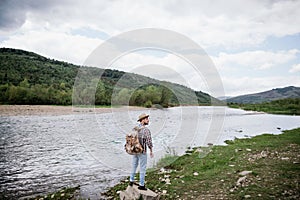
[236,176,247,186]
[238,170,252,176]
[119,185,159,200]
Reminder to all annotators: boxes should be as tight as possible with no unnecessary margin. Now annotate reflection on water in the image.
[0,107,299,199]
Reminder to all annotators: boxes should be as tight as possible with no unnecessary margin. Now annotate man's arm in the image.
[149,148,154,158]
[145,128,154,158]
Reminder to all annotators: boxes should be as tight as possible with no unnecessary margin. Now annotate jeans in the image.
[130,153,147,186]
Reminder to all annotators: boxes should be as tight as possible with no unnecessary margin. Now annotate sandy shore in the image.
[0,105,148,116]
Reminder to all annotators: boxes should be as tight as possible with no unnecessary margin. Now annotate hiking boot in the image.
[138,185,147,190]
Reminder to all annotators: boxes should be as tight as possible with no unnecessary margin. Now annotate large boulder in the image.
[119,185,159,200]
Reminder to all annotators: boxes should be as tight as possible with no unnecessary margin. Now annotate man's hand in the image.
[150,151,154,158]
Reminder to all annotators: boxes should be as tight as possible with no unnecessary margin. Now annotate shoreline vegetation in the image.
[227,98,300,115]
[103,128,300,199]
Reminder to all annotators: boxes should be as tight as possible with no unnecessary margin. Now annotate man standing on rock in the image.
[129,113,154,190]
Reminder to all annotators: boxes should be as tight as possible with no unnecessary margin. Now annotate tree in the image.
[160,86,172,107]
[95,80,107,105]
[145,85,161,104]
[130,89,146,106]
[19,78,30,88]
[0,84,9,103]
[113,88,132,105]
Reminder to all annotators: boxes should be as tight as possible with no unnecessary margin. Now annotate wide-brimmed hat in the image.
[137,113,149,122]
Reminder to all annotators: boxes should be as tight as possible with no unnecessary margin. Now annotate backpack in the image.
[124,126,144,155]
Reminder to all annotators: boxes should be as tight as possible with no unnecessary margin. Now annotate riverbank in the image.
[227,98,300,115]
[0,105,147,116]
[104,128,300,199]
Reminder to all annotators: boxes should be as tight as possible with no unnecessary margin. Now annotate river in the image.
[1,106,300,199]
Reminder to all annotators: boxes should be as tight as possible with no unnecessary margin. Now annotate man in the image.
[129,113,154,190]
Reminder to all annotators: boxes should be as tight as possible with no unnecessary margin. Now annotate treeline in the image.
[228,98,300,115]
[0,78,178,107]
[0,48,217,107]
[115,85,178,108]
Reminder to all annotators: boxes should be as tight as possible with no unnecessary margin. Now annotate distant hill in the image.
[0,48,222,106]
[226,86,300,104]
[217,96,232,101]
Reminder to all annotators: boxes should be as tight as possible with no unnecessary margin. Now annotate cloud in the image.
[213,49,299,71]
[135,0,300,48]
[289,64,300,73]
[0,0,62,32]
[0,0,26,31]
[2,0,300,48]
[1,30,103,65]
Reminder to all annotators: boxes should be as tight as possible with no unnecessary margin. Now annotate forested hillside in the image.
[227,86,300,104]
[0,48,220,107]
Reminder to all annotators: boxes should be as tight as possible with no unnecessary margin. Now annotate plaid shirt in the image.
[138,126,153,154]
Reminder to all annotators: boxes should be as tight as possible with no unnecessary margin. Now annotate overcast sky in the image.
[1,0,300,97]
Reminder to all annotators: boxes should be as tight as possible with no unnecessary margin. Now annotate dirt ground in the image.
[0,105,147,116]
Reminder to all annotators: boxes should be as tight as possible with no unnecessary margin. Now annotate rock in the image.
[238,171,252,176]
[229,188,235,192]
[119,185,159,200]
[193,172,199,176]
[236,176,247,186]
[159,167,172,174]
[119,191,132,200]
[162,190,167,194]
[195,148,203,153]
[244,194,251,198]
[281,157,289,160]
[261,150,267,158]
[165,178,171,184]
[159,168,165,173]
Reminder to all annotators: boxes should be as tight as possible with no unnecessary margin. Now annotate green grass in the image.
[228,98,300,115]
[104,128,300,199]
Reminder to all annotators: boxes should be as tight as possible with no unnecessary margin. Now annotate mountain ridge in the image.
[226,86,300,104]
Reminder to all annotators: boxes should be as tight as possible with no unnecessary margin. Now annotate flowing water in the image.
[1,106,300,199]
